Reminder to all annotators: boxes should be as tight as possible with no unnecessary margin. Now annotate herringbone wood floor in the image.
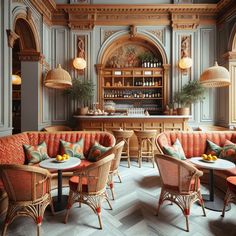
[1,160,236,236]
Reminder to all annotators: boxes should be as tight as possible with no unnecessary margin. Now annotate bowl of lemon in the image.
[55,154,70,163]
[201,154,217,163]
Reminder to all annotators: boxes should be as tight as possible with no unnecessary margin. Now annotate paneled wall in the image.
[0,0,12,136]
[0,1,234,136]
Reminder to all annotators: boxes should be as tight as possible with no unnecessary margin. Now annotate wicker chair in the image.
[155,154,206,232]
[0,164,54,236]
[64,154,114,229]
[106,141,125,200]
[43,125,72,132]
[222,176,236,217]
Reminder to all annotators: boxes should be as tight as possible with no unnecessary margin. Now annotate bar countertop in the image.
[74,115,191,119]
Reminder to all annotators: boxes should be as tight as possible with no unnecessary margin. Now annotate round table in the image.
[190,157,235,212]
[39,157,81,212]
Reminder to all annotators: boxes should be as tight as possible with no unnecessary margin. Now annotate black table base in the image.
[52,195,69,212]
[202,194,231,212]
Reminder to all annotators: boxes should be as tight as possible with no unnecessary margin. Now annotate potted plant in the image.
[174,80,205,115]
[65,78,95,115]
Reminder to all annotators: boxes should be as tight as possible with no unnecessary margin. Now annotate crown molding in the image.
[52,4,218,29]
[29,1,235,29]
[30,0,56,26]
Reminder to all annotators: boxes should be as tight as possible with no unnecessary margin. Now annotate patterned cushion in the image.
[163,138,186,160]
[206,140,223,157]
[60,139,84,159]
[23,141,49,164]
[219,140,236,164]
[87,142,111,162]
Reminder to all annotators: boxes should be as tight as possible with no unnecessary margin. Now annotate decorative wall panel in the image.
[51,28,69,122]
[199,27,216,122]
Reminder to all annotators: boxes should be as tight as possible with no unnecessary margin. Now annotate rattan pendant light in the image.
[44,64,72,89]
[200,62,230,87]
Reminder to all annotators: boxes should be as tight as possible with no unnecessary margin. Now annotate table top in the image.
[190,157,235,170]
[39,157,81,170]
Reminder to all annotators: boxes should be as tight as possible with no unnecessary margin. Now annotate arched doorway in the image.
[12,15,41,132]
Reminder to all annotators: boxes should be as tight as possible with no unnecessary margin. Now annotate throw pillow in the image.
[87,142,111,162]
[23,141,49,164]
[60,139,84,159]
[205,140,222,157]
[163,138,186,160]
[219,140,236,164]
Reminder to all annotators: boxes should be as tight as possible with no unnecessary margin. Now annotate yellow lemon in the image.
[56,155,62,161]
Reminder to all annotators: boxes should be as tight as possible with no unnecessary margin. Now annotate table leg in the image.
[52,170,68,212]
[202,169,230,212]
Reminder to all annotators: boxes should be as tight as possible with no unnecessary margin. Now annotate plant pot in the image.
[177,107,190,115]
[169,108,173,115]
[76,107,89,115]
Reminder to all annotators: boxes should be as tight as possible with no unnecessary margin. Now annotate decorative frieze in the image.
[147,30,164,43]
[18,51,44,62]
[103,30,119,42]
[172,13,199,30]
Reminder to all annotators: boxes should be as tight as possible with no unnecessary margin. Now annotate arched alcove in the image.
[12,14,42,132]
[96,32,169,114]
[98,33,168,66]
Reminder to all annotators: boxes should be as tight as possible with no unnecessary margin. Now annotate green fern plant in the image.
[174,80,205,107]
[65,78,95,107]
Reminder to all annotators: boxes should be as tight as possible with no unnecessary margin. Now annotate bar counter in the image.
[74,114,190,156]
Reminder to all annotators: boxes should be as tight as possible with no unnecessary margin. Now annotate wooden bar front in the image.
[74,115,190,156]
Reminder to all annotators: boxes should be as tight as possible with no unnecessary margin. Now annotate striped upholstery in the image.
[156,131,236,159]
[0,131,116,216]
[27,131,115,158]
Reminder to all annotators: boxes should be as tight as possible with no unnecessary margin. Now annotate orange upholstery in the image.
[0,133,29,164]
[0,131,116,216]
[156,131,236,159]
[226,176,236,194]
[222,176,236,217]
[0,164,53,236]
[27,131,115,158]
[156,131,236,192]
[155,154,206,232]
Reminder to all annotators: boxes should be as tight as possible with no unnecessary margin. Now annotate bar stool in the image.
[112,129,134,168]
[134,130,157,168]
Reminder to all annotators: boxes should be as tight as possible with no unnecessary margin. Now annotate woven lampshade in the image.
[44,64,72,89]
[179,57,193,69]
[73,57,86,70]
[200,62,230,87]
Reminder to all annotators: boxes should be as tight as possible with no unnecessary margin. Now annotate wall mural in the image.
[105,44,157,68]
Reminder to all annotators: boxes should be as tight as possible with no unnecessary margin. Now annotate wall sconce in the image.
[44,64,72,89]
[200,62,230,87]
[179,56,193,70]
[179,36,192,71]
[73,37,86,70]
[12,74,22,85]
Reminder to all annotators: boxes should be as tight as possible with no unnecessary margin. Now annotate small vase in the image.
[177,107,190,115]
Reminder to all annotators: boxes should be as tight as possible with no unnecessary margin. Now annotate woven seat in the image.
[155,154,206,232]
[222,176,236,217]
[134,130,157,168]
[64,154,114,229]
[112,130,133,168]
[0,164,54,236]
